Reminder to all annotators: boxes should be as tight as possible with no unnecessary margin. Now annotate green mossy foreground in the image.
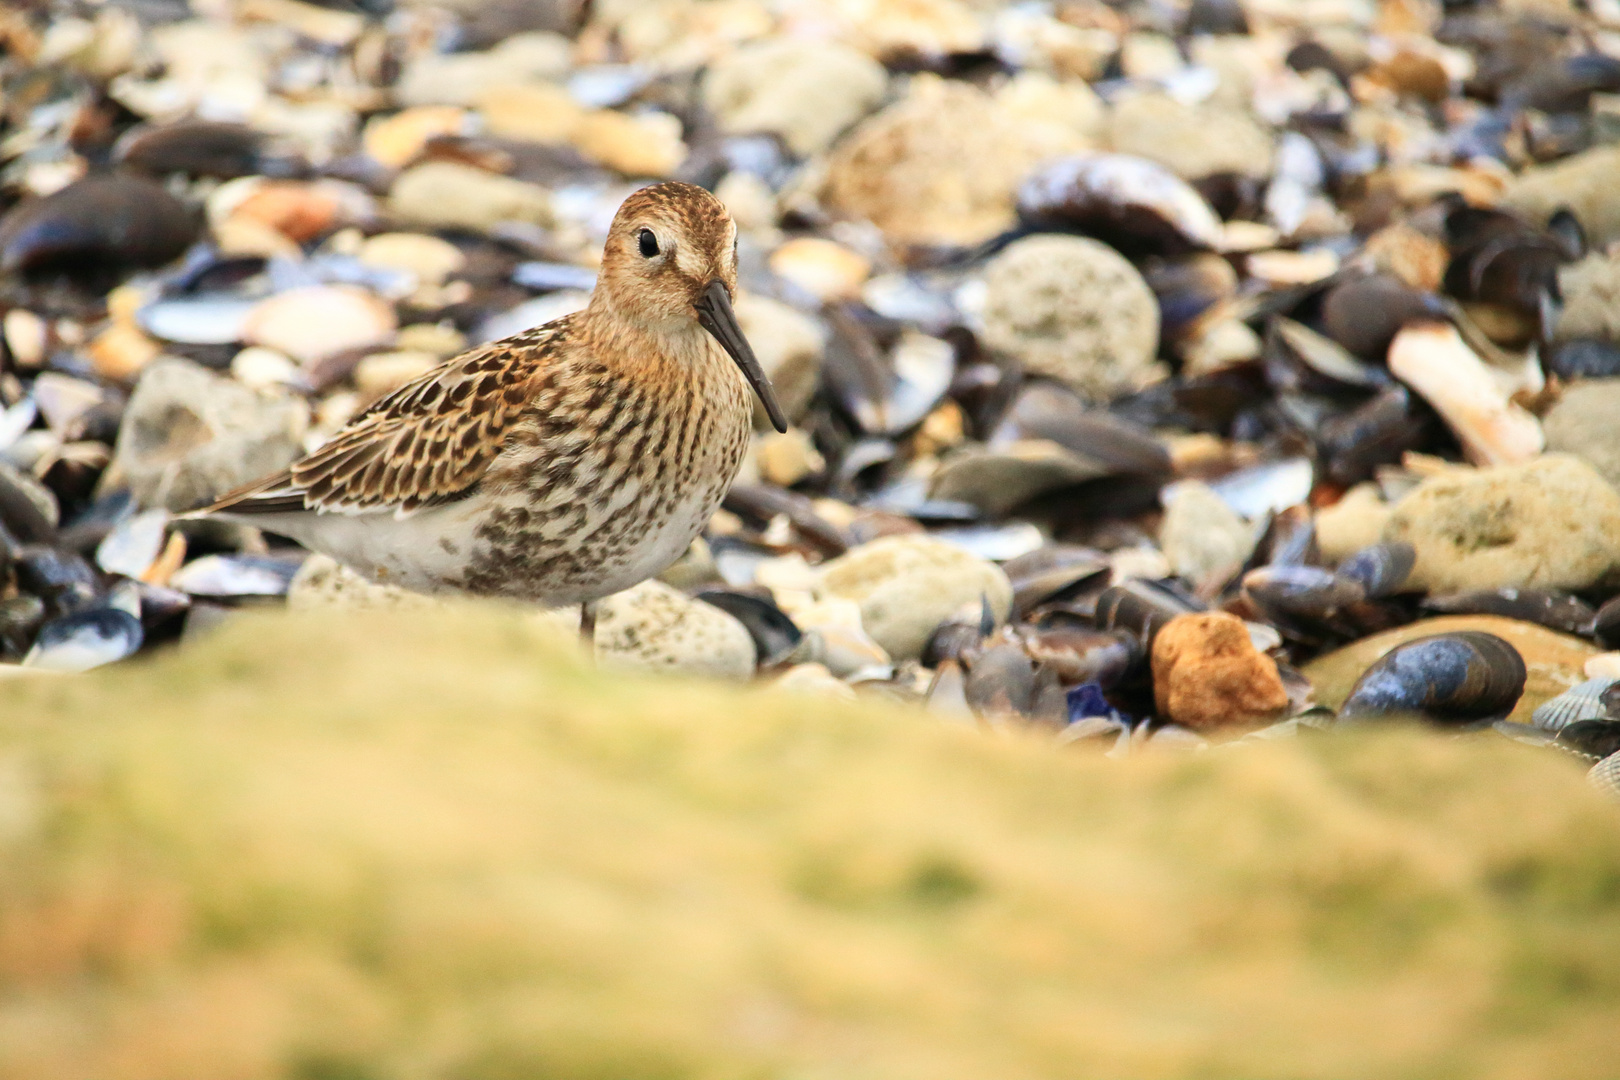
[1,606,1618,1080]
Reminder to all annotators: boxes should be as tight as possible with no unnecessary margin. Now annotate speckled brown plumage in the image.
[202,182,785,608]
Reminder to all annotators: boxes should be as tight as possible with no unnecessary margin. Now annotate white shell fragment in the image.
[1388,323,1543,467]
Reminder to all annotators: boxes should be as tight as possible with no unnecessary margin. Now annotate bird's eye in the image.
[638,228,660,258]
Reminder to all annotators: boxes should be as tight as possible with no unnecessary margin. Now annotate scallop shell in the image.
[1532,676,1620,734]
[1588,752,1620,801]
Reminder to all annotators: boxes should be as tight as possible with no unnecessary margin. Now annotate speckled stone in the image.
[979,235,1161,401]
[595,580,756,681]
[703,39,887,156]
[819,535,1012,661]
[288,553,436,612]
[1383,455,1620,593]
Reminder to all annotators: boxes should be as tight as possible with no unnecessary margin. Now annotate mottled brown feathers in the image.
[206,320,569,516]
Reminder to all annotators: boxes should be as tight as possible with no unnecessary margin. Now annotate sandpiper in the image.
[200,181,788,627]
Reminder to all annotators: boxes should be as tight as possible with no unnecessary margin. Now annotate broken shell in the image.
[1338,631,1527,725]
[1017,153,1225,255]
[115,119,297,179]
[1318,385,1432,487]
[1094,578,1202,646]
[1018,626,1140,689]
[964,643,1037,719]
[1386,322,1543,467]
[991,381,1171,477]
[1265,316,1387,393]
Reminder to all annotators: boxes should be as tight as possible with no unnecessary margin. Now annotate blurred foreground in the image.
[0,605,1617,1080]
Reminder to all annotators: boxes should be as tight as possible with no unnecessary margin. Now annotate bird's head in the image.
[594,181,787,432]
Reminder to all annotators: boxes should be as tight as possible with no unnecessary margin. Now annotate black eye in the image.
[638,228,659,258]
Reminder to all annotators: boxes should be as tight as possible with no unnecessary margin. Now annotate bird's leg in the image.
[579,600,597,651]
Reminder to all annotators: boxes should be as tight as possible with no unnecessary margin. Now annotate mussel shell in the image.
[1142,254,1237,340]
[1017,154,1225,256]
[1422,588,1595,635]
[964,643,1036,718]
[991,382,1171,478]
[1018,627,1140,689]
[1250,504,1318,570]
[0,462,59,543]
[1004,544,1110,619]
[0,594,46,655]
[1094,579,1202,645]
[0,175,199,275]
[1547,339,1620,381]
[1265,316,1388,394]
[1530,676,1619,734]
[115,120,295,180]
[1242,565,1366,621]
[1320,274,1445,359]
[14,545,100,612]
[695,589,802,666]
[1591,594,1620,648]
[1318,385,1432,487]
[23,607,143,672]
[1338,631,1527,725]
[1336,541,1415,599]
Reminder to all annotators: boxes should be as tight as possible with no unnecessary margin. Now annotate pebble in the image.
[1316,483,1393,564]
[242,285,398,366]
[702,39,887,156]
[756,429,824,488]
[362,107,468,170]
[354,352,440,397]
[1151,612,1291,731]
[594,580,756,681]
[113,357,307,512]
[287,553,435,611]
[358,233,467,288]
[820,75,1068,247]
[772,662,858,700]
[1501,144,1620,248]
[395,32,573,107]
[768,238,871,303]
[1384,455,1620,594]
[1304,615,1598,725]
[1159,482,1259,590]
[1107,93,1276,180]
[1543,379,1620,492]
[389,162,554,234]
[1554,254,1620,345]
[980,235,1160,401]
[818,535,1012,661]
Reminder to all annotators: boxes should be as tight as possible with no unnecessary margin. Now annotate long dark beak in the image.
[695,279,788,433]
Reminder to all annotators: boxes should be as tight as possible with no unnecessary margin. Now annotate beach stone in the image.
[820,75,1071,247]
[595,580,756,681]
[1151,612,1290,730]
[288,553,435,612]
[819,535,1012,661]
[1316,483,1392,564]
[1544,380,1620,491]
[114,357,307,512]
[358,232,467,287]
[1555,254,1620,344]
[734,293,823,427]
[1107,92,1275,180]
[1383,454,1620,593]
[241,285,397,366]
[394,32,572,107]
[979,235,1160,400]
[1160,481,1258,588]
[703,39,887,156]
[389,162,553,233]
[1303,615,1599,725]
[1502,145,1620,248]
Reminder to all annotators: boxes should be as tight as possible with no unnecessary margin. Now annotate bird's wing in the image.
[204,319,573,517]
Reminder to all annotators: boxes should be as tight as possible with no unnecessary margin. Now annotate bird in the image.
[198,181,788,634]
